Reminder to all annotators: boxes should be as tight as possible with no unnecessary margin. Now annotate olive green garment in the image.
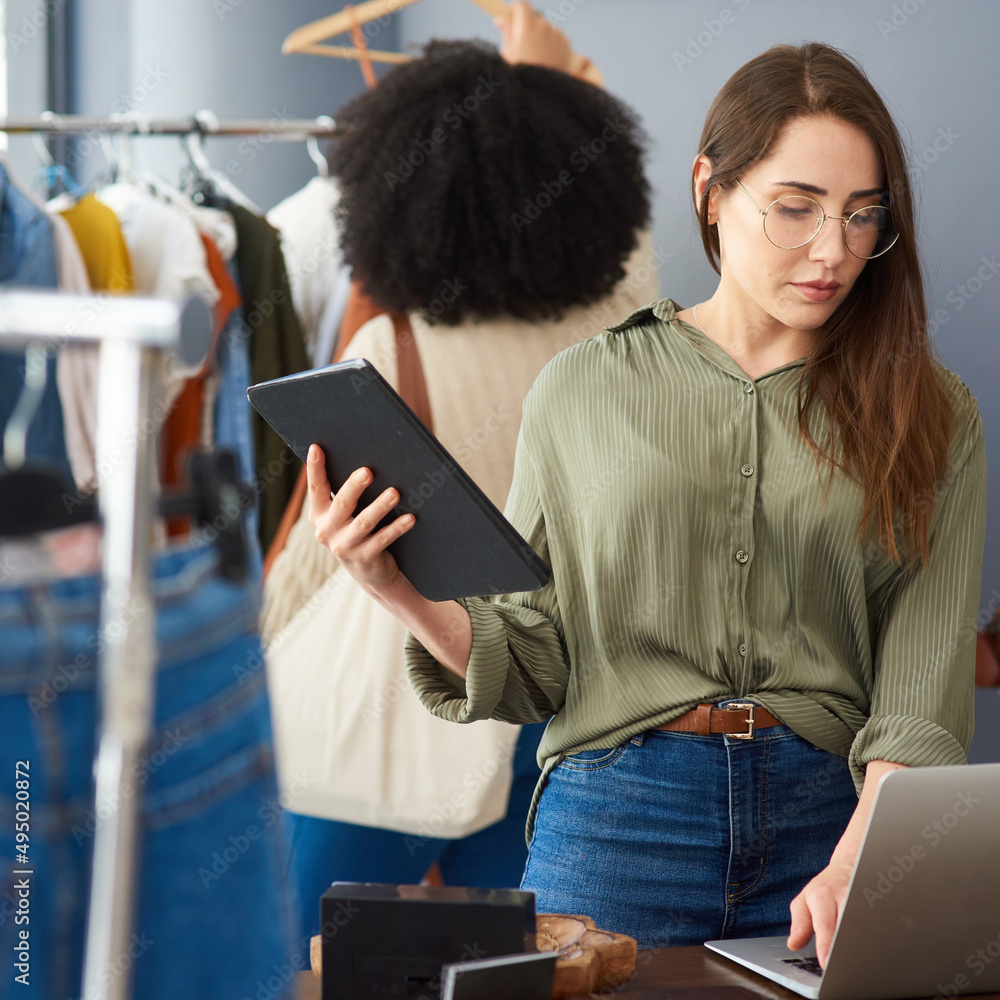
[404,298,987,842]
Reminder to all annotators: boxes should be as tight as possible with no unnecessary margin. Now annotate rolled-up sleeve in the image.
[405,412,570,726]
[849,409,987,788]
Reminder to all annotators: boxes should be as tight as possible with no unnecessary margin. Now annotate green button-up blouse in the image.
[404,297,987,840]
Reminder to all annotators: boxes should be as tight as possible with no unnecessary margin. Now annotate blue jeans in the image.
[522,708,857,948]
[284,721,546,938]
[0,541,298,1000]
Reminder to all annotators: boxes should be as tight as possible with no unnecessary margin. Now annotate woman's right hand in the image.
[305,443,474,677]
[306,444,417,597]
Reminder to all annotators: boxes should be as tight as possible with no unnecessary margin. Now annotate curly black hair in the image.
[328,39,651,325]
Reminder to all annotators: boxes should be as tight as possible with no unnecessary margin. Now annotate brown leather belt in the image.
[655,702,782,740]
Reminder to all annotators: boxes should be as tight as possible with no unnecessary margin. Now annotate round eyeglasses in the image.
[735,179,899,259]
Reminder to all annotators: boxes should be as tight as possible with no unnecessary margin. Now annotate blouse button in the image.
[743,382,755,394]
[741,464,754,477]
[739,643,747,657]
[735,550,749,564]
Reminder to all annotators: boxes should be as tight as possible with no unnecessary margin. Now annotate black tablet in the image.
[247,360,551,602]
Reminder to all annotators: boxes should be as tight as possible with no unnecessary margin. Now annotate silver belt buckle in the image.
[727,701,756,740]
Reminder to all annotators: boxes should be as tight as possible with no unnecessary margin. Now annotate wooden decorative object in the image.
[535,913,638,999]
[309,913,637,998]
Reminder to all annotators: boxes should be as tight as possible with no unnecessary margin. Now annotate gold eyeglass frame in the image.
[734,179,899,259]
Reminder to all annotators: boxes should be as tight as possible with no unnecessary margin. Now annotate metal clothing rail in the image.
[0,111,337,137]
[0,291,212,1000]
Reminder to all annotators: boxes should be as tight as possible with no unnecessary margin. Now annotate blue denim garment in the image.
[0,163,72,484]
[0,541,298,999]
[522,706,857,948]
[284,720,547,939]
[214,263,262,576]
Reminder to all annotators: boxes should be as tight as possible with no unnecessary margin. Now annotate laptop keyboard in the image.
[779,957,824,977]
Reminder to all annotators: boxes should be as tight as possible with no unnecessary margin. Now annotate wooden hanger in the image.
[282,0,601,85]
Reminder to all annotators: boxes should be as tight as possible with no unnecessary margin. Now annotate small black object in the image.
[320,883,536,1000]
[441,951,557,1000]
[247,360,551,601]
[159,449,255,581]
[0,461,98,537]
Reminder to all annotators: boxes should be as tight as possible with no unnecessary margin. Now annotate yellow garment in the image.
[60,193,134,293]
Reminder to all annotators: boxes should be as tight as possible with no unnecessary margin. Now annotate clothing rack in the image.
[0,112,337,137]
[0,291,213,1000]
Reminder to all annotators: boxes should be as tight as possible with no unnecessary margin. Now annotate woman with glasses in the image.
[305,43,986,966]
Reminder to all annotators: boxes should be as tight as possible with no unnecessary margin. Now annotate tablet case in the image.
[247,360,551,602]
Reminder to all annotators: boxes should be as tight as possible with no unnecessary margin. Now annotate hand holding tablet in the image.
[247,359,550,602]
[305,448,416,596]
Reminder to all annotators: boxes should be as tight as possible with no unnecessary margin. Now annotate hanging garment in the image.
[48,211,91,294]
[266,176,348,365]
[53,193,136,492]
[161,234,241,536]
[211,268,262,574]
[0,162,73,484]
[137,172,238,262]
[59,192,135,293]
[97,182,220,413]
[0,539,298,1000]
[97,183,218,305]
[228,204,311,553]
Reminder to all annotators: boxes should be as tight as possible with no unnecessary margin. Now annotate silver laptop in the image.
[705,762,1000,1000]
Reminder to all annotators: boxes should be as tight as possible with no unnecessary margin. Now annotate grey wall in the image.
[3,0,53,183]
[399,0,1000,760]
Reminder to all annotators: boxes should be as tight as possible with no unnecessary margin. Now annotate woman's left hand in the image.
[787,859,854,967]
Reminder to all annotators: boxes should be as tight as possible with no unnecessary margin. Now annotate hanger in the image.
[307,117,333,177]
[180,111,262,213]
[282,0,424,63]
[283,0,601,84]
[0,344,99,537]
[29,132,87,200]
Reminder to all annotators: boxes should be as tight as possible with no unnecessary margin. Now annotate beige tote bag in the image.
[265,566,519,838]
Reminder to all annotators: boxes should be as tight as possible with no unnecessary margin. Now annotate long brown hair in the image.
[694,42,952,570]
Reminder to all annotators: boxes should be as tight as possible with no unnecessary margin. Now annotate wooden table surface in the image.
[295,944,1000,999]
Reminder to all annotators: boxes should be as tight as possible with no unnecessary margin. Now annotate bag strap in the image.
[392,313,433,434]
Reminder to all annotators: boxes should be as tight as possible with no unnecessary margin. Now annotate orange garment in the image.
[162,234,241,536]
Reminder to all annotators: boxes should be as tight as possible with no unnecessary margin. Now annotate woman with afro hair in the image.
[264,2,659,940]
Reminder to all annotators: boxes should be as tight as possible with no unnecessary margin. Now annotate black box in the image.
[320,883,536,1000]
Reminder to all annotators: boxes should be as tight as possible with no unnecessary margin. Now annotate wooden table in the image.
[296,945,1000,998]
